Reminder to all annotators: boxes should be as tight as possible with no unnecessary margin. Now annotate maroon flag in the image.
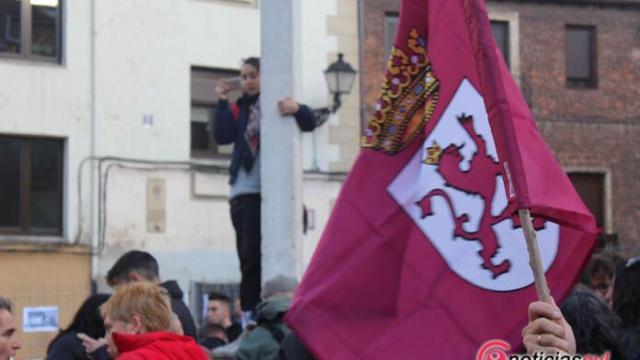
[285,0,597,358]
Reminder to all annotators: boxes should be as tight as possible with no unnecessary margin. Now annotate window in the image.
[565,25,597,87]
[384,13,399,62]
[0,136,63,236]
[568,172,605,228]
[491,20,510,68]
[0,0,62,61]
[190,67,241,158]
[568,172,618,248]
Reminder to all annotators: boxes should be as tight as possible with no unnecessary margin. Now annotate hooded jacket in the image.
[113,332,209,360]
[160,280,197,339]
[235,296,292,360]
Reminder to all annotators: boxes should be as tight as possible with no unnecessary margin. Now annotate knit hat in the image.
[261,275,298,299]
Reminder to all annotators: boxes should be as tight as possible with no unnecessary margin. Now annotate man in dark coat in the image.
[106,250,197,339]
[204,291,242,343]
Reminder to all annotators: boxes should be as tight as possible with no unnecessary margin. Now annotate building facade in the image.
[359,0,640,254]
[0,0,360,357]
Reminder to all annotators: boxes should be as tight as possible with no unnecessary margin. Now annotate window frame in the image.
[490,20,510,69]
[0,0,63,63]
[0,135,64,237]
[565,168,612,235]
[488,11,520,87]
[190,66,241,160]
[384,12,399,63]
[190,102,230,159]
[565,24,597,88]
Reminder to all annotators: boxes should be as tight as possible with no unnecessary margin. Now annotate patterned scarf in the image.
[240,94,261,171]
[245,101,260,157]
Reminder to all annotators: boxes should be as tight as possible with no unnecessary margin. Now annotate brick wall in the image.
[510,1,640,253]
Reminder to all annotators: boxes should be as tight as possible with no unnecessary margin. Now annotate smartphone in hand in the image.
[225,76,242,92]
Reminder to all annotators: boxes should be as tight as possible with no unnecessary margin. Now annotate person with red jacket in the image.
[100,282,209,360]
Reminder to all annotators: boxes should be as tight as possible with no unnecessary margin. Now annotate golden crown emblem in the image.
[423,141,442,164]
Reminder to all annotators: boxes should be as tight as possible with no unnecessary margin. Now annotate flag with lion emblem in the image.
[285,0,597,358]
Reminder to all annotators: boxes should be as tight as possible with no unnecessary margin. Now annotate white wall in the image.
[0,0,93,241]
[300,0,341,172]
[95,167,344,297]
[93,0,261,160]
[1,0,348,303]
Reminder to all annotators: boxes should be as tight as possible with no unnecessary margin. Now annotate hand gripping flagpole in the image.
[519,209,552,303]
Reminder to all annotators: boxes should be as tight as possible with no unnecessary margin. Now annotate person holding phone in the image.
[214,57,316,321]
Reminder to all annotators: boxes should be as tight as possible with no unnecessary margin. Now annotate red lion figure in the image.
[417,114,544,278]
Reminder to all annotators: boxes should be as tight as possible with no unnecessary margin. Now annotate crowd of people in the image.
[523,252,640,360]
[0,250,306,360]
[1,248,638,359]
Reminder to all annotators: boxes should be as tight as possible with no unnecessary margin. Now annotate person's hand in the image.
[522,299,576,355]
[216,80,230,100]
[77,333,107,354]
[278,97,300,116]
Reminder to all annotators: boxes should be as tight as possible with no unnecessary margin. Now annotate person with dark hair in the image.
[580,254,614,303]
[106,251,159,286]
[214,57,317,319]
[0,297,21,360]
[106,250,197,339]
[198,323,227,350]
[560,290,628,359]
[613,257,640,360]
[205,292,242,342]
[46,294,110,360]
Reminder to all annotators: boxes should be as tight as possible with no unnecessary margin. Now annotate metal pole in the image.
[260,0,304,282]
[90,0,99,281]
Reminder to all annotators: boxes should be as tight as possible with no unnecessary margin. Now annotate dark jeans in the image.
[230,193,262,311]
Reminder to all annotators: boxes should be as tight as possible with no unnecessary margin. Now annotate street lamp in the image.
[314,53,357,126]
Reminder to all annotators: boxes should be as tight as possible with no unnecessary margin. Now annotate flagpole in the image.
[518,209,552,303]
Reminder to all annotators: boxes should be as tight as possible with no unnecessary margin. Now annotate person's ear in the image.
[130,315,143,334]
[129,272,145,282]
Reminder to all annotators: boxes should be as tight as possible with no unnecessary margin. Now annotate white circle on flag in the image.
[387,79,559,291]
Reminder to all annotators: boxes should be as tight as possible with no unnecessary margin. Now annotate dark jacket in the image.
[280,332,315,360]
[622,327,640,360]
[226,322,243,343]
[235,296,291,360]
[46,331,109,360]
[160,280,197,339]
[214,93,317,185]
[113,331,209,360]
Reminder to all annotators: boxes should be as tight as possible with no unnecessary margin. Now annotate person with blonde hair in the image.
[100,282,208,359]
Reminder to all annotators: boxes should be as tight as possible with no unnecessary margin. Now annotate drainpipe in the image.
[89,0,99,288]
